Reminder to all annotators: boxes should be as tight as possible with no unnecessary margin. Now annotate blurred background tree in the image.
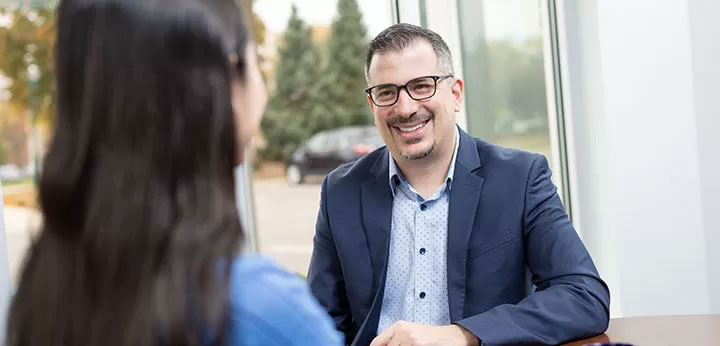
[258,0,371,162]
[259,5,324,161]
[238,0,268,78]
[0,136,9,164]
[321,0,371,127]
[1,2,263,128]
[466,39,548,139]
[0,7,56,127]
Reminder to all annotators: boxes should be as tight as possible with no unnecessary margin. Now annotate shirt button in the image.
[419,292,426,299]
[419,248,426,255]
[420,204,427,211]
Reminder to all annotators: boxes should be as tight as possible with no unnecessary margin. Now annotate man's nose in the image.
[394,88,418,117]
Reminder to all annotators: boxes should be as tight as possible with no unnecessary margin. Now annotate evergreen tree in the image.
[322,0,371,127]
[260,6,323,161]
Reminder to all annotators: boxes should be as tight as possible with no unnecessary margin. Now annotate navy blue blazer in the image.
[308,128,610,346]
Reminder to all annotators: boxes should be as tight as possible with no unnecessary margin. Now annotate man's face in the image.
[366,40,463,161]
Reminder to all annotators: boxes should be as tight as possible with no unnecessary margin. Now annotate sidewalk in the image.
[2,206,41,286]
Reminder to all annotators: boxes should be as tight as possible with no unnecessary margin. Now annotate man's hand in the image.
[369,321,478,346]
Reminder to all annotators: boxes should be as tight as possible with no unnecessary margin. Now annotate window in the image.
[399,0,569,206]
[457,0,553,164]
[250,0,393,275]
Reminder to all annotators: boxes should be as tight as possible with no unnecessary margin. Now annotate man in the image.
[308,23,609,346]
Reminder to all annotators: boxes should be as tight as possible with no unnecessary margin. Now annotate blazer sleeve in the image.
[307,176,356,343]
[456,154,610,345]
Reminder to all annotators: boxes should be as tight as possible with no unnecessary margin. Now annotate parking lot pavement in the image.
[252,178,322,275]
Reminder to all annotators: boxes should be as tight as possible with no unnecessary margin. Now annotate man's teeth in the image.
[398,122,424,132]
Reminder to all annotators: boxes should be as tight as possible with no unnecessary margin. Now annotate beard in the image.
[399,139,435,160]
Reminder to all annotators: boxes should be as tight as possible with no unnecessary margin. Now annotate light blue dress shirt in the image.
[228,255,343,346]
[377,128,460,334]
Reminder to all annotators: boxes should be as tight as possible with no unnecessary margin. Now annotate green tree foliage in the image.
[251,10,266,46]
[322,0,370,127]
[260,0,372,162]
[0,137,8,165]
[0,101,10,165]
[0,8,56,126]
[237,0,266,47]
[487,40,547,123]
[260,5,325,161]
[466,39,548,139]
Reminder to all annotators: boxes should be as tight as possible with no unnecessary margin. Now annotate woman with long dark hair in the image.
[5,0,342,345]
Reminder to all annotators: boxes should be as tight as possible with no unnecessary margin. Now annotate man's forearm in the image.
[455,278,609,345]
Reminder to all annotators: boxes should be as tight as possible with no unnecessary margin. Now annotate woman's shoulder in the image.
[227,255,343,346]
[230,254,294,283]
[229,255,312,304]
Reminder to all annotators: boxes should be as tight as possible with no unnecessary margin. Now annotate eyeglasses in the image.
[365,74,454,107]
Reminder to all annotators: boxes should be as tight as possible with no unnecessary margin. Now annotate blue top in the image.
[227,255,343,346]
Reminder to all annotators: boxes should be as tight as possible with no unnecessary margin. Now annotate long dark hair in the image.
[6,0,250,345]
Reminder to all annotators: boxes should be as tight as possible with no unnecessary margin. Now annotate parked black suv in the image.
[286,126,384,184]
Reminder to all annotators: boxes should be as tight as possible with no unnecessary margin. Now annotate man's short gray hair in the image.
[365,23,455,82]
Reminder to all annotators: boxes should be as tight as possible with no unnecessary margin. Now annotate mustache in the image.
[386,112,432,127]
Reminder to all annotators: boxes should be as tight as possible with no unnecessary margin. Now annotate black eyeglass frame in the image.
[364,74,455,107]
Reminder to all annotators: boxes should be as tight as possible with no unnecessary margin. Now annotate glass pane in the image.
[457,0,553,163]
[252,0,393,275]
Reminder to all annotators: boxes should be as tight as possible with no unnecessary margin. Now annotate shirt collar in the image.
[388,126,460,195]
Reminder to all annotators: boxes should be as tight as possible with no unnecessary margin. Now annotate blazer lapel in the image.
[353,149,393,345]
[447,128,484,322]
[361,148,393,291]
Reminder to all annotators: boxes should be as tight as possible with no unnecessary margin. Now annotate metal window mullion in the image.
[541,0,574,221]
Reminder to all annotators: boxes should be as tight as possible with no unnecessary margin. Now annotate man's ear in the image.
[451,78,464,112]
[367,95,377,113]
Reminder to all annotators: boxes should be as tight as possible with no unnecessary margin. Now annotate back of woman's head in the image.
[7,0,251,345]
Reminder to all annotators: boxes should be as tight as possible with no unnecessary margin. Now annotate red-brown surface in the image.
[564,314,720,346]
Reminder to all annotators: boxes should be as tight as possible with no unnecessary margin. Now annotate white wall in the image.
[687,0,720,314]
[559,0,719,317]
